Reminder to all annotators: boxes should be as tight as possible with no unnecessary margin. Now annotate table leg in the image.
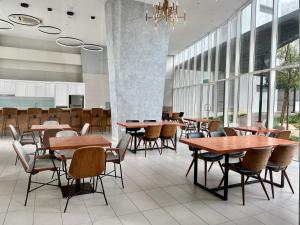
[75,179,81,192]
[197,122,200,133]
[223,154,229,200]
[193,149,198,184]
[133,131,137,154]
[280,170,285,188]
[174,130,177,150]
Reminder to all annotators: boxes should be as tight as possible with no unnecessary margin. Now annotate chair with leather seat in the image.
[264,144,297,198]
[2,108,19,136]
[205,120,221,137]
[218,147,272,205]
[160,124,177,153]
[141,125,162,157]
[125,120,142,149]
[224,127,238,136]
[105,134,131,188]
[64,146,107,212]
[185,132,224,187]
[12,141,61,206]
[27,108,42,129]
[275,130,291,140]
[70,108,83,131]
[9,125,38,165]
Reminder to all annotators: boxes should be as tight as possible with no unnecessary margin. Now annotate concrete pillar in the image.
[105,0,170,141]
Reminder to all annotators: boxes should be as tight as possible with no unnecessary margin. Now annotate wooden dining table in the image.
[49,135,111,197]
[183,118,211,132]
[30,124,72,131]
[117,121,182,153]
[233,126,281,135]
[180,135,298,200]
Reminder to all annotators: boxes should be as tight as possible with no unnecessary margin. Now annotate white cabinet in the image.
[0,80,15,95]
[45,83,55,97]
[15,82,27,97]
[68,83,85,95]
[55,83,69,106]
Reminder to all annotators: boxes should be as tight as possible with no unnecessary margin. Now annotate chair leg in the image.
[114,163,117,178]
[208,162,214,172]
[160,139,163,155]
[185,159,194,177]
[283,170,294,194]
[241,174,245,205]
[204,160,207,186]
[119,164,124,188]
[144,141,147,157]
[25,173,32,206]
[264,168,268,180]
[218,176,224,188]
[217,161,224,174]
[245,176,250,183]
[14,155,18,166]
[258,173,270,201]
[64,179,75,213]
[269,169,274,198]
[99,177,108,205]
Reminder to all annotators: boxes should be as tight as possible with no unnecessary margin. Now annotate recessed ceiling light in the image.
[8,14,41,26]
[47,8,53,12]
[20,2,29,8]
[67,11,74,16]
[91,16,95,20]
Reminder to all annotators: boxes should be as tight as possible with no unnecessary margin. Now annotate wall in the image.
[0,35,82,82]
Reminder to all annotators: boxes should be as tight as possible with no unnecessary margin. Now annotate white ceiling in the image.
[0,0,249,55]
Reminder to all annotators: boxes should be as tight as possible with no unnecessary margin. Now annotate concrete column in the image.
[105,0,170,141]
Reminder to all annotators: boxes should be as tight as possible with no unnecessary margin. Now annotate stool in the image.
[48,108,62,123]
[2,108,19,136]
[27,108,42,129]
[91,108,103,133]
[70,108,83,131]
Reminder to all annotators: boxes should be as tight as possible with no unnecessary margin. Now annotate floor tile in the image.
[127,191,160,211]
[143,208,179,225]
[119,212,151,225]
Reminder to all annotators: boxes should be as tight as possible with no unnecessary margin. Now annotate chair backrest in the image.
[56,130,78,138]
[43,120,59,125]
[210,130,226,137]
[116,134,131,161]
[68,147,106,179]
[178,118,187,130]
[160,124,177,138]
[171,112,180,120]
[80,123,90,136]
[208,120,221,132]
[187,132,205,151]
[275,130,291,140]
[179,112,184,118]
[269,144,297,168]
[12,141,31,172]
[145,125,162,139]
[3,108,18,117]
[224,127,238,136]
[242,147,272,172]
[9,125,19,140]
[42,129,62,148]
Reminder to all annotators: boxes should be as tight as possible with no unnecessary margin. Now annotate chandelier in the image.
[145,0,186,27]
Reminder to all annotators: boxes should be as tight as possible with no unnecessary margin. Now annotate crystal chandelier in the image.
[145,0,186,27]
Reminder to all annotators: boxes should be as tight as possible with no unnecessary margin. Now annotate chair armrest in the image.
[35,154,55,159]
[21,131,36,141]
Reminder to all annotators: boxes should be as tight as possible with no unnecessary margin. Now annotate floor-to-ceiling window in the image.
[173,0,299,141]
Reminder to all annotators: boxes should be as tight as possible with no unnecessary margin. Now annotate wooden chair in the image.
[64,147,107,212]
[125,120,142,150]
[79,123,90,136]
[105,134,131,188]
[218,147,272,205]
[48,108,62,123]
[224,127,238,136]
[9,125,38,165]
[2,108,19,136]
[141,125,162,157]
[70,108,83,131]
[27,108,42,129]
[264,144,297,198]
[12,141,60,206]
[55,130,78,159]
[91,108,103,133]
[160,124,177,153]
[275,130,291,140]
[205,120,221,137]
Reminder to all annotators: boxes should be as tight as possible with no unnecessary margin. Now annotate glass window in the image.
[227,79,235,124]
[276,0,299,66]
[254,0,273,71]
[240,4,252,74]
[229,17,237,76]
[238,74,249,125]
[210,32,217,81]
[216,81,225,124]
[203,36,209,82]
[252,72,269,126]
[218,24,228,80]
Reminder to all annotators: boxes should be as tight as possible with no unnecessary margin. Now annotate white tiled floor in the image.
[0,133,298,225]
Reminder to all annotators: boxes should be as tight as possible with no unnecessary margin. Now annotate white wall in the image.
[83,73,109,108]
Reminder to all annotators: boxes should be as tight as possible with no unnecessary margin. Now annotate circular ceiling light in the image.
[56,36,83,48]
[38,25,61,35]
[0,19,14,30]
[8,14,41,26]
[82,44,103,52]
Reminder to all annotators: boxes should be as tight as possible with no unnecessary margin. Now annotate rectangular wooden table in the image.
[49,135,111,197]
[180,136,298,200]
[117,121,182,153]
[30,124,72,131]
[233,126,280,135]
[184,118,210,132]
